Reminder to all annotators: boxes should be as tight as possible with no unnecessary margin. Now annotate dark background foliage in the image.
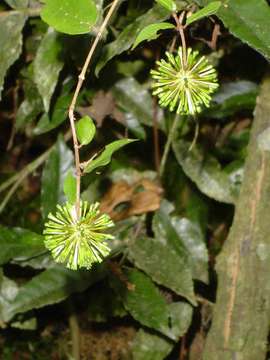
[0,0,269,359]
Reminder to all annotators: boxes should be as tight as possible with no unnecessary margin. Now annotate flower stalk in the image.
[68,0,120,219]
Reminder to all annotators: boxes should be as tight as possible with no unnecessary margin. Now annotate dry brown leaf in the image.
[100,179,163,221]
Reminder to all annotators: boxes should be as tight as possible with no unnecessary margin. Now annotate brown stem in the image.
[67,300,80,360]
[153,98,160,175]
[179,335,186,360]
[173,12,187,67]
[68,0,120,218]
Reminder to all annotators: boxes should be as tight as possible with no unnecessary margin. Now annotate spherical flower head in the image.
[43,201,114,270]
[150,47,219,115]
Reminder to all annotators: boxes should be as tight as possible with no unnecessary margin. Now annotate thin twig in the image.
[68,0,120,218]
[160,113,179,177]
[0,132,72,213]
[179,335,186,360]
[159,11,188,177]
[0,148,52,214]
[193,22,221,50]
[0,150,50,195]
[0,7,41,17]
[153,91,161,175]
[188,117,199,151]
[169,35,177,53]
[67,300,80,360]
[173,12,187,66]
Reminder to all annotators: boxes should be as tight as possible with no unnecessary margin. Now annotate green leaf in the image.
[186,1,221,25]
[129,236,196,305]
[63,171,77,204]
[171,217,209,283]
[11,316,37,331]
[76,116,96,145]
[4,264,106,322]
[212,0,270,61]
[83,139,137,174]
[15,66,43,130]
[155,0,177,12]
[41,136,74,219]
[111,268,171,338]
[0,271,19,323]
[112,77,164,131]
[172,140,238,204]
[111,268,193,340]
[33,29,64,112]
[41,0,98,35]
[33,79,74,135]
[206,80,258,118]
[132,22,174,49]
[0,13,26,100]
[96,5,171,76]
[0,226,45,265]
[12,253,55,270]
[167,301,193,339]
[132,329,174,360]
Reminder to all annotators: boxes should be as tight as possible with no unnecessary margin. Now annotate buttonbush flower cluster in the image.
[43,201,114,270]
[151,47,218,115]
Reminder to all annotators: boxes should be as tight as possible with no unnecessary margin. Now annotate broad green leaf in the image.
[83,139,136,174]
[33,29,64,112]
[186,1,221,25]
[0,226,45,265]
[110,268,173,339]
[172,140,238,204]
[11,316,37,331]
[76,116,96,145]
[155,0,177,12]
[0,13,25,100]
[63,171,77,204]
[15,65,43,130]
[116,60,145,77]
[129,237,196,305]
[5,0,28,9]
[131,301,192,352]
[207,0,270,61]
[111,268,193,340]
[206,80,258,118]
[12,253,55,270]
[33,94,72,135]
[132,329,174,360]
[112,77,164,131]
[41,0,97,35]
[167,302,193,339]
[186,189,209,234]
[33,79,74,135]
[153,202,189,256]
[41,136,74,219]
[171,217,208,282]
[0,271,19,323]
[132,22,174,49]
[4,264,106,322]
[121,112,146,140]
[96,5,171,76]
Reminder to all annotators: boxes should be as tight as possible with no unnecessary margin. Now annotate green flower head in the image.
[151,47,219,115]
[43,201,114,270]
